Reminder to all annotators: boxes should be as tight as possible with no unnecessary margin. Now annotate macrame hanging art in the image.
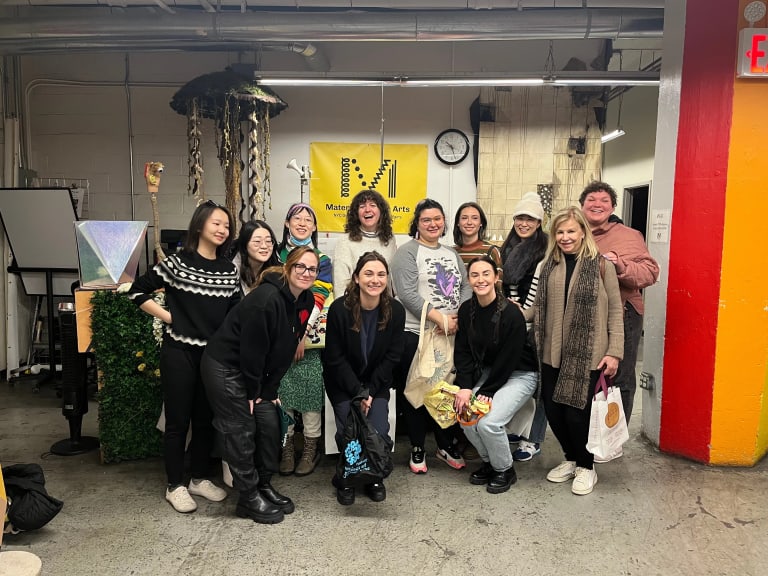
[170,68,287,232]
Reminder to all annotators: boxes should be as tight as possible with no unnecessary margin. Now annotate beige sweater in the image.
[527,256,624,369]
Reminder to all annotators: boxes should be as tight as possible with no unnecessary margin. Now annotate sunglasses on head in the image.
[203,199,225,209]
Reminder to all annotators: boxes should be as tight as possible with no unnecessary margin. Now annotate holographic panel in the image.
[75,221,147,288]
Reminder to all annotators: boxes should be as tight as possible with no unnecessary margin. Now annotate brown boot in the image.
[294,436,321,476]
[279,434,295,476]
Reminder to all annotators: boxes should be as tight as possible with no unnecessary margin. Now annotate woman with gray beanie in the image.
[498,192,548,463]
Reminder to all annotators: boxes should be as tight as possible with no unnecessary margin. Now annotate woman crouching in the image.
[453,256,538,494]
[201,247,318,524]
[323,252,405,505]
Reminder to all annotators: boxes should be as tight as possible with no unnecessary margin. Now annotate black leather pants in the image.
[201,352,281,495]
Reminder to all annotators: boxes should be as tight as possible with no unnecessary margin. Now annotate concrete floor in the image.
[1,382,766,576]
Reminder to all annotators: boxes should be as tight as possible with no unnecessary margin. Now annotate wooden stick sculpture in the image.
[144,161,166,262]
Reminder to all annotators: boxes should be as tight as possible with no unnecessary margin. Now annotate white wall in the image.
[601,86,659,215]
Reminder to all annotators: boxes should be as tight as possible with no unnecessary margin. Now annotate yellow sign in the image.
[309,142,428,233]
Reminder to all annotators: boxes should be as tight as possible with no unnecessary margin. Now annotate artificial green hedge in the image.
[90,290,163,463]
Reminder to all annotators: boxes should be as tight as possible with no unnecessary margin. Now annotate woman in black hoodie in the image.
[202,246,317,524]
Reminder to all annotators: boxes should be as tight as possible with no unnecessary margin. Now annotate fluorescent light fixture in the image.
[405,78,545,87]
[601,129,626,143]
[256,72,660,88]
[550,79,659,87]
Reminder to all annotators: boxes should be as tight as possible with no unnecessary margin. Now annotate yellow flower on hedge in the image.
[136,351,144,358]
[154,369,161,377]
[137,363,146,372]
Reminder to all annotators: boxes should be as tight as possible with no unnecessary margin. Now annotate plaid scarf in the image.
[534,254,601,409]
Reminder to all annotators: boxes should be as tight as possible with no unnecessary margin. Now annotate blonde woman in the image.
[529,206,623,496]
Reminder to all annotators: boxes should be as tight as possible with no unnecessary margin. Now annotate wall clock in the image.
[434,128,470,166]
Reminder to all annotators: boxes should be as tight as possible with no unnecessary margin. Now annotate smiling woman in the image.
[333,190,397,299]
[276,203,334,477]
[453,256,538,494]
[126,201,240,514]
[322,251,406,505]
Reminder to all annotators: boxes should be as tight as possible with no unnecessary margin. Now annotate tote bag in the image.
[335,400,393,488]
[403,302,455,409]
[586,372,629,462]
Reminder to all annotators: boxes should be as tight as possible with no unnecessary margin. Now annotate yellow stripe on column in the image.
[711,79,768,465]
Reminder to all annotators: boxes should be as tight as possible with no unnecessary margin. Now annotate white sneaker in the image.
[222,461,234,488]
[165,486,197,513]
[188,479,227,502]
[571,467,598,495]
[546,460,577,483]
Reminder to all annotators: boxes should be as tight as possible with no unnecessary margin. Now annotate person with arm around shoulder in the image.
[127,199,239,514]
[276,202,333,477]
[201,247,317,524]
[333,189,397,298]
[323,251,405,505]
[531,206,624,496]
[453,256,538,494]
[391,198,472,475]
[579,181,659,427]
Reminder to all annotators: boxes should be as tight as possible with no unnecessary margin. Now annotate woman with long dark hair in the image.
[323,251,405,505]
[232,220,280,295]
[499,192,549,462]
[277,203,333,477]
[391,198,471,474]
[202,247,317,523]
[128,200,239,514]
[530,206,623,496]
[452,201,501,271]
[453,256,537,494]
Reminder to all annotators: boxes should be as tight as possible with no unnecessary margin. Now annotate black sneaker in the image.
[409,446,427,474]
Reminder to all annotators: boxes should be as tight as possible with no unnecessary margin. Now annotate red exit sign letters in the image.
[738,28,768,77]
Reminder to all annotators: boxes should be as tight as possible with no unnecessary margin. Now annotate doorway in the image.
[622,183,650,239]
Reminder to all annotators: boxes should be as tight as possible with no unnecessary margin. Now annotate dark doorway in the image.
[623,184,650,240]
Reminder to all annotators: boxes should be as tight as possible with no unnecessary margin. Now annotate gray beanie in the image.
[512,192,544,221]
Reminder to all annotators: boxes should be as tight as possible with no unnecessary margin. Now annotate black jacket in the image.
[204,272,314,401]
[454,295,537,397]
[322,296,406,403]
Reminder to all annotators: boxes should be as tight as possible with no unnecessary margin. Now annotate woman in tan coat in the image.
[529,206,623,496]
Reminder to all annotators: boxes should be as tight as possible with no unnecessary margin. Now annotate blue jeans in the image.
[615,302,643,425]
[525,400,548,445]
[463,369,537,472]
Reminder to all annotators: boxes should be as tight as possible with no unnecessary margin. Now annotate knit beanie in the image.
[512,192,544,221]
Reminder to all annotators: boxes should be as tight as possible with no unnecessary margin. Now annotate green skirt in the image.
[278,349,324,412]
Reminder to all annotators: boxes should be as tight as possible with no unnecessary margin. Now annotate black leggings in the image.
[160,344,214,486]
[541,364,598,470]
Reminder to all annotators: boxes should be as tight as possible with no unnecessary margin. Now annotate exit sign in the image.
[738,28,768,77]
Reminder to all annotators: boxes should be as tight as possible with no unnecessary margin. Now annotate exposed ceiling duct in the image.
[0,7,664,55]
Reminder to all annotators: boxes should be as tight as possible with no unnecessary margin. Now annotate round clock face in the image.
[434,129,470,166]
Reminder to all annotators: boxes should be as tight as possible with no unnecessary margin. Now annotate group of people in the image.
[126,180,658,524]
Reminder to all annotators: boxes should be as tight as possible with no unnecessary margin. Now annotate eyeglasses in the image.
[249,239,274,247]
[419,216,444,225]
[293,263,319,276]
[204,199,224,209]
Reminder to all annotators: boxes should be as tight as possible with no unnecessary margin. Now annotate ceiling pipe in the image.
[0,1,666,7]
[0,8,664,55]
